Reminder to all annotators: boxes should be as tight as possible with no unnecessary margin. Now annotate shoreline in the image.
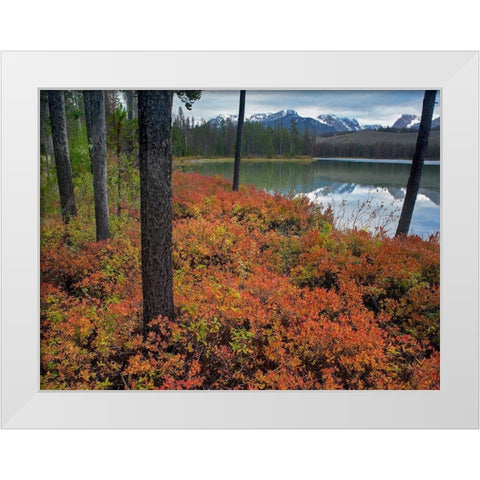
[314,157,440,165]
[174,156,440,165]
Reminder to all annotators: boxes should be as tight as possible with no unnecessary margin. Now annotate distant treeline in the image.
[172,109,440,160]
[313,140,440,160]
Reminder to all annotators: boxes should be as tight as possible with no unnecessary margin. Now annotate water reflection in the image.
[175,159,440,237]
[304,185,438,237]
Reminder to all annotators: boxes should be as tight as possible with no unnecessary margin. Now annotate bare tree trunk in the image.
[40,91,49,219]
[83,91,94,174]
[126,90,135,120]
[40,92,54,173]
[40,92,49,170]
[138,90,174,332]
[133,91,138,120]
[116,123,122,217]
[232,90,246,191]
[125,90,138,166]
[46,123,54,164]
[395,90,437,236]
[73,91,83,132]
[47,90,77,221]
[83,90,110,241]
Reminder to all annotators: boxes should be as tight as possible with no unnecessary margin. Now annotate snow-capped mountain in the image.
[258,110,336,134]
[207,110,440,134]
[391,114,420,129]
[248,113,268,123]
[257,110,362,133]
[431,117,440,129]
[409,116,440,130]
[207,113,239,127]
[317,114,361,132]
[208,110,364,135]
[261,109,298,124]
[391,114,441,130]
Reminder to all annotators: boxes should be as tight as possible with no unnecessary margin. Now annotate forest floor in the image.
[40,171,440,390]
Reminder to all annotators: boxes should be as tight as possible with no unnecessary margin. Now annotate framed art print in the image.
[1,51,478,428]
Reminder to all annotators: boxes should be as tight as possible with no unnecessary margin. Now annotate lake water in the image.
[175,158,440,237]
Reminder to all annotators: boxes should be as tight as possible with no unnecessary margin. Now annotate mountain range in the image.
[206,110,440,134]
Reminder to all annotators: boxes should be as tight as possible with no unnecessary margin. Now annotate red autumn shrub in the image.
[41,172,440,390]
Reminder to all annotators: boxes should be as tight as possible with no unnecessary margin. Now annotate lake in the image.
[175,158,440,237]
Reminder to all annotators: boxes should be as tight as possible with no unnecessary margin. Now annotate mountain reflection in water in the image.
[175,158,440,237]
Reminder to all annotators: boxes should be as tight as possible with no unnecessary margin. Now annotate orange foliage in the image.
[41,172,440,390]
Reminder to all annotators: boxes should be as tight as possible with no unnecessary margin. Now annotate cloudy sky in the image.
[172,90,441,127]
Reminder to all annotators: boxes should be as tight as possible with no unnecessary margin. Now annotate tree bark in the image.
[126,90,136,120]
[232,90,246,191]
[42,93,55,163]
[116,130,122,217]
[395,90,437,236]
[40,92,49,168]
[47,90,77,221]
[138,90,174,332]
[83,90,110,241]
[83,91,94,173]
[125,90,138,165]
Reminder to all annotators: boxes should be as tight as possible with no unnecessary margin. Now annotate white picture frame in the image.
[1,51,478,428]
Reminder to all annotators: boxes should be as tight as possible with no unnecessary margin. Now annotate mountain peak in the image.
[207,113,238,126]
[266,110,299,122]
[317,114,361,132]
[391,114,441,130]
[391,114,420,129]
[248,113,267,122]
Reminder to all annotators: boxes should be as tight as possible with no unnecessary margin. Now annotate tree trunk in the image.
[232,90,246,191]
[116,119,122,217]
[40,92,49,219]
[395,90,437,236]
[126,90,135,120]
[40,92,49,168]
[83,90,94,174]
[42,91,54,164]
[47,90,77,221]
[133,91,138,119]
[125,90,138,165]
[83,90,110,241]
[138,90,174,332]
[46,122,54,163]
